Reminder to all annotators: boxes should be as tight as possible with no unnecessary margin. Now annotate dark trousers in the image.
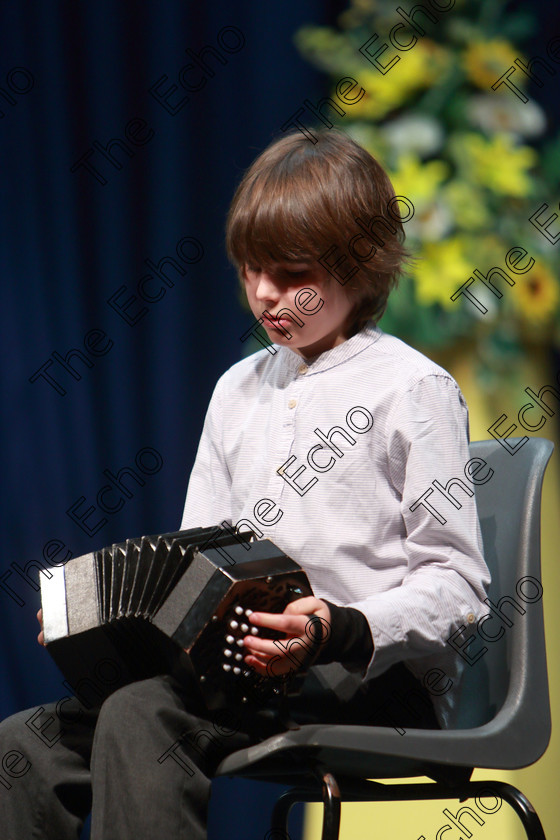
[0,662,438,840]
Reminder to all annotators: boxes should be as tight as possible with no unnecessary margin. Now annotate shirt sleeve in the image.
[180,376,233,530]
[346,374,491,681]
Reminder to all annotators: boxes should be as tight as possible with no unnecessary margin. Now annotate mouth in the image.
[263,314,292,330]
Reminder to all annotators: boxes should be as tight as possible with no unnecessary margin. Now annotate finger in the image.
[283,597,322,615]
[248,611,311,637]
[241,635,268,653]
[242,631,297,657]
[244,651,268,669]
[245,652,293,678]
[244,631,318,673]
[244,653,274,677]
[242,635,286,658]
[243,632,308,665]
[244,658,267,677]
[248,613,327,655]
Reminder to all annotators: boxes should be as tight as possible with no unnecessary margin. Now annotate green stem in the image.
[414,65,463,115]
[476,0,512,29]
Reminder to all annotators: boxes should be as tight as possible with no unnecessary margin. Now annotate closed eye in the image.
[281,263,311,277]
[245,264,310,280]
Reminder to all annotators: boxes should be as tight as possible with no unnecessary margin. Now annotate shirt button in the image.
[288,399,297,409]
[298,363,308,375]
[466,613,476,624]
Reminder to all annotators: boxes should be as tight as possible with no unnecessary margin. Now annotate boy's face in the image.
[243,262,356,360]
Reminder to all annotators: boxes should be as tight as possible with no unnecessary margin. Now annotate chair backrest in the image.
[452,438,552,761]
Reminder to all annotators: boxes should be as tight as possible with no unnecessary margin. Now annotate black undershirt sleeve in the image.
[313,600,374,671]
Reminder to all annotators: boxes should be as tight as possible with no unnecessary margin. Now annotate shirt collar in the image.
[276,321,382,376]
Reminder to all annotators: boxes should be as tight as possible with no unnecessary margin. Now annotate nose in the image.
[254,271,280,303]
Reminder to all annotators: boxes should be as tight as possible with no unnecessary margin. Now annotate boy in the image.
[0,129,490,839]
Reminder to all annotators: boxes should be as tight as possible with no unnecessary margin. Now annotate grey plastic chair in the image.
[215,438,553,840]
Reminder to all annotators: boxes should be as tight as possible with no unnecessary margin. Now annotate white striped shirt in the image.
[180,322,491,725]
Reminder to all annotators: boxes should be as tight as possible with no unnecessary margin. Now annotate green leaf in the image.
[540,135,560,182]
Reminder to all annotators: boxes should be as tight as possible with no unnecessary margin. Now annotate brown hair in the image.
[225,129,411,336]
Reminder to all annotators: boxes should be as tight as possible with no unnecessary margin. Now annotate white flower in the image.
[407,200,454,241]
[466,284,500,321]
[466,94,547,138]
[381,114,444,157]
[345,123,386,160]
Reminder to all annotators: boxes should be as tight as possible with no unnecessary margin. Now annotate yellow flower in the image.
[349,41,450,120]
[413,238,474,309]
[389,154,449,206]
[470,234,509,267]
[444,180,490,230]
[511,263,560,323]
[393,39,449,90]
[348,70,404,119]
[455,133,537,197]
[463,40,521,89]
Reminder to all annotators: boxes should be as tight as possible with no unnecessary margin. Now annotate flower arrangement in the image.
[294,0,560,388]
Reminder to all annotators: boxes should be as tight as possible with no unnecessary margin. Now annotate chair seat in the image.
[217,698,551,780]
[216,724,436,781]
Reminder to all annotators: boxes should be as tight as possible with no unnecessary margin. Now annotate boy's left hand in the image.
[242,596,331,678]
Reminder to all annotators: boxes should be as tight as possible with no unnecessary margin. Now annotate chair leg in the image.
[319,772,341,840]
[486,781,546,840]
[270,776,546,840]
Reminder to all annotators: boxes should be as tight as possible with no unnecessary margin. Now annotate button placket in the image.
[275,372,306,497]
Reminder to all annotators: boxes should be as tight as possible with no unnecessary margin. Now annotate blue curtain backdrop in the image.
[0,1,345,837]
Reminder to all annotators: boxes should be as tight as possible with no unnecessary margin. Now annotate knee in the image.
[93,679,158,744]
[0,708,44,784]
[0,716,32,792]
[0,706,60,750]
[0,709,29,752]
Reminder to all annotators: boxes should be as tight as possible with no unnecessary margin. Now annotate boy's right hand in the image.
[37,608,46,646]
